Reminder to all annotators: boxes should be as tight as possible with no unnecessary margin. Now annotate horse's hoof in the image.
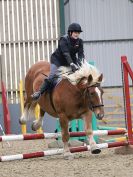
[31,120,41,131]
[91,145,101,154]
[64,152,74,160]
[19,117,26,125]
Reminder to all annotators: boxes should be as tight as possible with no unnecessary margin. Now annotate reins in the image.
[41,70,73,80]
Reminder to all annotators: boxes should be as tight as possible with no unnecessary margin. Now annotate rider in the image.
[31,23,85,100]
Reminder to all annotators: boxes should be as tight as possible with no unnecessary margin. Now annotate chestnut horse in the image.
[19,61,104,159]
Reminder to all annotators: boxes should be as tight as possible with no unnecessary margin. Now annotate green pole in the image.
[70,120,78,140]
[56,119,61,140]
[98,126,120,130]
[78,119,86,141]
[56,119,61,132]
[59,0,65,35]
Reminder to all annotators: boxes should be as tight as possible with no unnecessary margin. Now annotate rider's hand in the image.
[70,63,79,72]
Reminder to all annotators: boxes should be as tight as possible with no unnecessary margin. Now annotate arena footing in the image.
[0,141,128,162]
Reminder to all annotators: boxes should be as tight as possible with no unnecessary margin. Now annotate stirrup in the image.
[31,91,41,100]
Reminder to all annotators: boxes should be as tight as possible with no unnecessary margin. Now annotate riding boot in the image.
[31,78,50,100]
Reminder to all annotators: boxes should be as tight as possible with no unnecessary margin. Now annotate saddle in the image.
[46,69,73,92]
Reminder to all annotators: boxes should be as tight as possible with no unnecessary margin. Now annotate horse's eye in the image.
[90,92,95,96]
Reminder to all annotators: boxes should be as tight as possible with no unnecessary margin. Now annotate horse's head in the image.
[77,74,104,120]
[87,74,104,120]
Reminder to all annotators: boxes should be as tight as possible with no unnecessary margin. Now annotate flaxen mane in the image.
[58,61,103,85]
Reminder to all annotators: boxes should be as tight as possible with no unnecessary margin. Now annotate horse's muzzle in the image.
[96,113,104,120]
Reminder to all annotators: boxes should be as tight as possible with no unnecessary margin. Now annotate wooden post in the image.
[19,80,27,134]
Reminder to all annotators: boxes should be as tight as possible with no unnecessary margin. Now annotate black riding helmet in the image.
[68,23,83,32]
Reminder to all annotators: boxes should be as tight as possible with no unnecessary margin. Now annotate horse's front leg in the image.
[83,111,101,154]
[59,114,74,160]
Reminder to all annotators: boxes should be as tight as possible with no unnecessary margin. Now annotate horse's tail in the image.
[19,100,37,124]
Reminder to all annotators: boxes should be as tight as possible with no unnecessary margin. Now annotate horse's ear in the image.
[98,74,103,82]
[88,74,93,85]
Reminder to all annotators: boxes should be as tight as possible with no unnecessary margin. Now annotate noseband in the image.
[86,83,104,111]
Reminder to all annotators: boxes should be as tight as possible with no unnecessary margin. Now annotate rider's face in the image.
[71,32,80,39]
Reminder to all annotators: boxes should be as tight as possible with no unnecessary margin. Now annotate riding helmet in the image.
[68,23,83,32]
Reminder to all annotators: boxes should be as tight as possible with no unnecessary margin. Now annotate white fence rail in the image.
[0,0,60,103]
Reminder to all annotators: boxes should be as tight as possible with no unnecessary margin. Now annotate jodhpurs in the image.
[48,64,58,80]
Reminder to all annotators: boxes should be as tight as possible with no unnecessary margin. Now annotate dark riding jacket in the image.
[51,35,84,67]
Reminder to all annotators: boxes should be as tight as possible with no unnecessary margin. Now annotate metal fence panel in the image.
[0,0,60,103]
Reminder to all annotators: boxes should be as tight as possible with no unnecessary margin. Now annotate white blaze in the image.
[95,87,102,104]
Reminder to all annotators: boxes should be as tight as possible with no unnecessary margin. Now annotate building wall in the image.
[64,0,133,86]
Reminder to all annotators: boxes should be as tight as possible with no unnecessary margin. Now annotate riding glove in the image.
[70,63,79,72]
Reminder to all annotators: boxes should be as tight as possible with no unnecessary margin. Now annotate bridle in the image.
[86,83,104,111]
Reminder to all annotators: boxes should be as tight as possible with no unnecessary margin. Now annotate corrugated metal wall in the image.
[64,0,133,86]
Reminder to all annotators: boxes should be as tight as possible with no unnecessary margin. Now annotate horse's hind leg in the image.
[19,98,36,124]
[59,114,74,160]
[83,111,101,154]
[32,108,45,131]
[19,100,31,124]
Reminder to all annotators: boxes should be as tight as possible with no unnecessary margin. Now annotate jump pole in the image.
[113,56,133,154]
[0,49,11,134]
[0,141,128,162]
[0,129,127,142]
[121,56,133,144]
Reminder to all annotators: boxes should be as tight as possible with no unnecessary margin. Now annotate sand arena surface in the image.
[0,139,133,177]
